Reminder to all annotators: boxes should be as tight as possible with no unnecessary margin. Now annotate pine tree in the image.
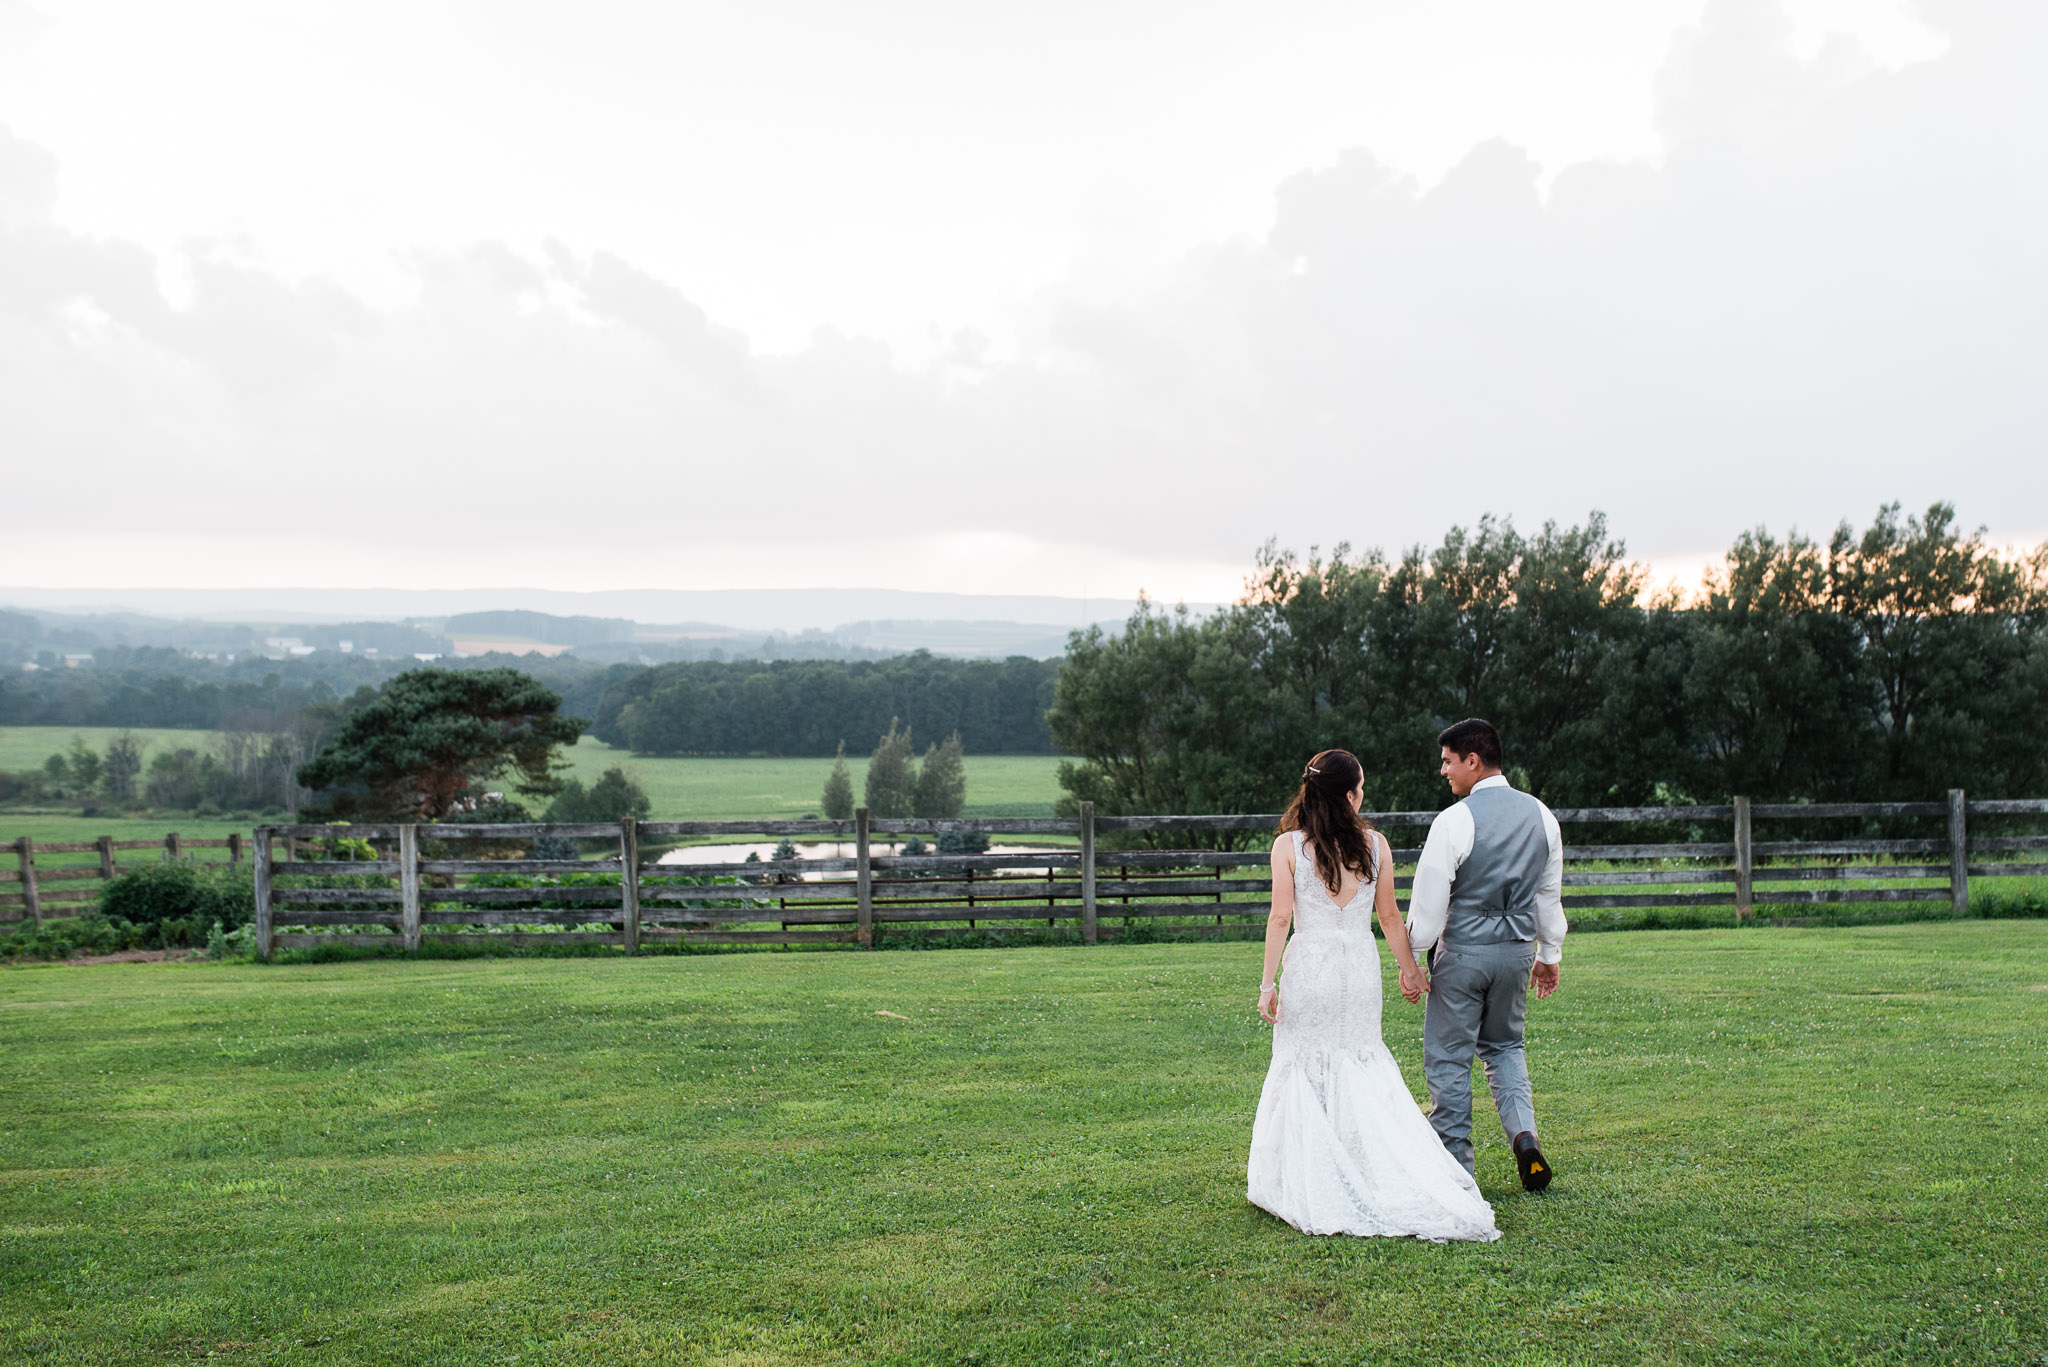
[913,731,967,818]
[864,719,917,818]
[820,741,855,819]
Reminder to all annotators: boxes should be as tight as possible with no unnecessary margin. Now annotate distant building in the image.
[339,640,354,653]
[63,653,92,668]
[414,652,442,662]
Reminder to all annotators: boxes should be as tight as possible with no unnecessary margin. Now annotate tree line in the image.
[2,719,339,816]
[0,647,607,731]
[1050,504,2048,817]
[585,653,1059,756]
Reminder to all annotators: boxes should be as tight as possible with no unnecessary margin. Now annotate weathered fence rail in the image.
[248,792,2048,959]
[3,832,245,924]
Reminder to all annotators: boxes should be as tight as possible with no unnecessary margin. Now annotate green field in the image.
[0,726,236,775]
[0,727,1067,852]
[1,923,2043,1365]
[549,738,1065,821]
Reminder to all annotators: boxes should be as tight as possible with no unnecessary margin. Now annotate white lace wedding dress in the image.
[1247,832,1501,1241]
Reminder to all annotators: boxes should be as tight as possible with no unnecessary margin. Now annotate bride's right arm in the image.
[1260,836,1294,1023]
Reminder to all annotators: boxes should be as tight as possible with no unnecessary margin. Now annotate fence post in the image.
[854,808,874,948]
[1080,801,1097,945]
[399,824,422,953]
[620,819,641,955]
[226,832,241,870]
[96,834,114,881]
[15,838,39,926]
[1732,796,1753,922]
[165,831,180,863]
[253,828,273,960]
[1948,788,1969,918]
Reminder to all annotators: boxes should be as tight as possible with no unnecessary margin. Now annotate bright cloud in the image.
[1,0,2039,603]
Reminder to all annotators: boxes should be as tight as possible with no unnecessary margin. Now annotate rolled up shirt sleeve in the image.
[1534,804,1567,964]
[1405,804,1472,958]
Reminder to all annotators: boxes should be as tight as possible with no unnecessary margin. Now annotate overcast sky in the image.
[2,0,2039,605]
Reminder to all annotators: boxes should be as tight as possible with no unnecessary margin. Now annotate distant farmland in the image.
[0,726,1067,825]
[553,738,1064,819]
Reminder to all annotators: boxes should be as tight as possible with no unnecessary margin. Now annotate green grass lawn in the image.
[1,923,2042,1365]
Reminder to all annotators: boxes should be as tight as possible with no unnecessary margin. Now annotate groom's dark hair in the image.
[1438,718,1503,769]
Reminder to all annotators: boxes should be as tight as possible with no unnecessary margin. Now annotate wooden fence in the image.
[3,832,245,924]
[250,793,2048,958]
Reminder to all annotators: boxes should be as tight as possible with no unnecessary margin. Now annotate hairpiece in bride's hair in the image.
[1304,763,1321,778]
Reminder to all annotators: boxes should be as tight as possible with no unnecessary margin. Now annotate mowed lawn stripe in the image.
[1,923,2043,1365]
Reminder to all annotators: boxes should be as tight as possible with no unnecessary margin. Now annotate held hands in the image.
[1530,961,1561,999]
[1258,984,1280,1024]
[1398,964,1429,1004]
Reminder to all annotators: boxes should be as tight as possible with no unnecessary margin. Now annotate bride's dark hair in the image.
[1279,749,1377,896]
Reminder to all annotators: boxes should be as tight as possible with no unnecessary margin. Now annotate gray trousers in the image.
[1423,939,1539,1175]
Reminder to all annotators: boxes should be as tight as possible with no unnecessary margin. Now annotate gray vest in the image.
[1445,784,1549,945]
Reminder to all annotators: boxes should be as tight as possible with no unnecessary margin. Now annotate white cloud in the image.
[0,0,2041,604]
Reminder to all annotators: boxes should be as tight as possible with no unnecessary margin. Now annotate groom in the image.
[1405,718,1567,1192]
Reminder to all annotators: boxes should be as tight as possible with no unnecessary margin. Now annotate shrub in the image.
[207,920,257,960]
[99,862,254,938]
[543,767,650,824]
[0,912,146,961]
[1975,883,2048,919]
[0,769,43,804]
[530,835,581,862]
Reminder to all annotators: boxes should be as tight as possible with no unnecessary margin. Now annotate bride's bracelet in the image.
[1259,981,1276,992]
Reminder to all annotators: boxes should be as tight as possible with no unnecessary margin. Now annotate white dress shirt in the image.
[1405,774,1567,964]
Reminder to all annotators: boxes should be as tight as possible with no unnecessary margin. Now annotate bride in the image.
[1248,749,1501,1241]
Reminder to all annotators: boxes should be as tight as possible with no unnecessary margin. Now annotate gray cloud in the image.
[3,0,2045,586]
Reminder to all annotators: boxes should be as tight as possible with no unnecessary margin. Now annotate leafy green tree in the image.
[543,766,652,823]
[913,731,967,818]
[820,741,854,819]
[1827,502,2035,795]
[65,736,102,795]
[1053,515,1678,819]
[864,719,918,818]
[1047,599,1281,840]
[296,668,585,820]
[1243,541,1437,810]
[42,752,68,794]
[1682,529,1870,799]
[102,732,148,802]
[588,653,1060,756]
[145,747,217,809]
[1487,516,1657,804]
